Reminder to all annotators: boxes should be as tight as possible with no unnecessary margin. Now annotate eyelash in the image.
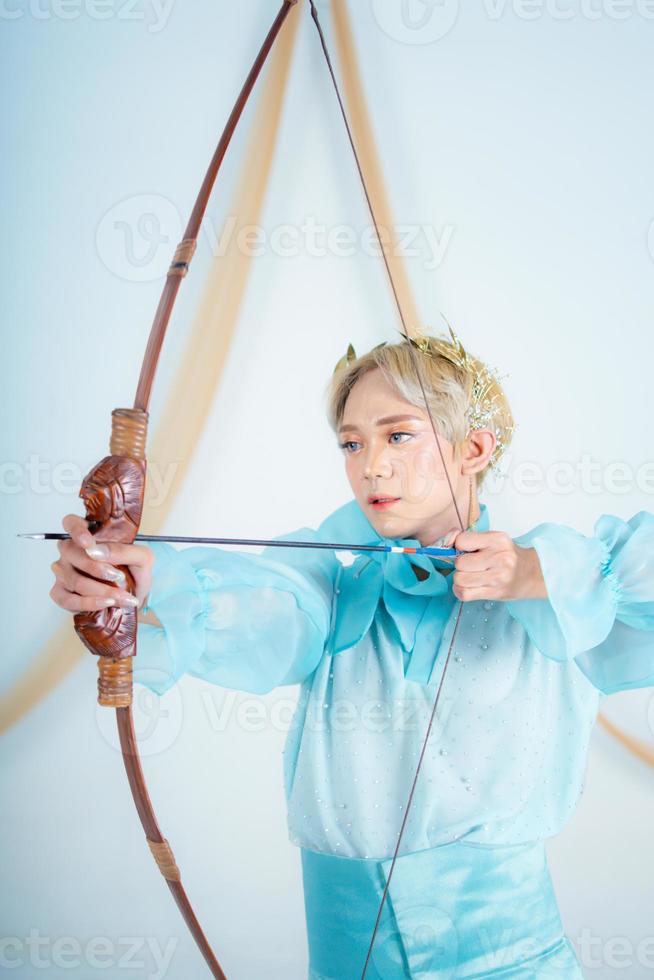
[338,431,414,453]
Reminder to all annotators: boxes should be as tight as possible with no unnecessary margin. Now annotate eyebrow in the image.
[338,413,423,434]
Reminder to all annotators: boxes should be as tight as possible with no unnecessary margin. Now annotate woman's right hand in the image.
[49,514,155,614]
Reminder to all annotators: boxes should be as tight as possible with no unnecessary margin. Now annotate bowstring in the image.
[308,4,468,975]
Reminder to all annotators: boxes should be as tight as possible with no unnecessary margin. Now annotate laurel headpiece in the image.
[333,325,515,470]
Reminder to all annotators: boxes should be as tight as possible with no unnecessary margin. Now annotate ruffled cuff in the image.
[133,541,209,695]
[133,537,335,696]
[506,511,654,693]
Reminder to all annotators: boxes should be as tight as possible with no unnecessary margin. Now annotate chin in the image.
[369,512,417,540]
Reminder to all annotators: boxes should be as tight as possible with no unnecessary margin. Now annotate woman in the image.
[50,332,654,979]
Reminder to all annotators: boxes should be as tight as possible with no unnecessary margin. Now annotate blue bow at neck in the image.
[331,503,490,684]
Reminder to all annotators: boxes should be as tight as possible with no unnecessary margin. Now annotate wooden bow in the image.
[72,4,298,977]
[73,2,470,975]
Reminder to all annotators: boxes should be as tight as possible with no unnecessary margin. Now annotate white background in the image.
[2,0,653,977]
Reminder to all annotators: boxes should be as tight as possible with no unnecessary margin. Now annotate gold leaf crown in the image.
[332,325,516,470]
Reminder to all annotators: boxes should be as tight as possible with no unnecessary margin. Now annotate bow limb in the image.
[72,4,298,978]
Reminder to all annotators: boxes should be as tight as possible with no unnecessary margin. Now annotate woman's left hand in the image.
[442,528,548,602]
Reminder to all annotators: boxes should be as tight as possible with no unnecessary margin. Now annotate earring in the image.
[467,475,474,527]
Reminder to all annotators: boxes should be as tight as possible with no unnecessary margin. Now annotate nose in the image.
[363,444,393,480]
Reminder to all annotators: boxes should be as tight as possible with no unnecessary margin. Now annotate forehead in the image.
[341,368,424,423]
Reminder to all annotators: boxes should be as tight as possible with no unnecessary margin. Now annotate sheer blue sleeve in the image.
[133,526,338,696]
[506,511,654,695]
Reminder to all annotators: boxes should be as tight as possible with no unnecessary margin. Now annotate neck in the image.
[418,480,480,547]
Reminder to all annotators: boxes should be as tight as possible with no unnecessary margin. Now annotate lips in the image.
[368,495,400,509]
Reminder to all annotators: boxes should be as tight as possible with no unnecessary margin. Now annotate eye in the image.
[389,431,413,445]
[339,440,361,453]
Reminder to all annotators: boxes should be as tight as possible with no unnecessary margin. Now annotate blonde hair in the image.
[326,334,515,490]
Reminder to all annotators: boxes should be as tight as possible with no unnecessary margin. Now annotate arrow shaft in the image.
[19,532,459,558]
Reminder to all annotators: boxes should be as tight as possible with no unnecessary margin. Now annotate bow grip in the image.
[73,408,148,708]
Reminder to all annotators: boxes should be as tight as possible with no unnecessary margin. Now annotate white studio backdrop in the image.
[2,1,653,978]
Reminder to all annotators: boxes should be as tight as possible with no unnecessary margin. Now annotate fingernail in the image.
[102,597,117,607]
[81,533,93,548]
[120,595,140,607]
[86,544,109,560]
[105,567,126,585]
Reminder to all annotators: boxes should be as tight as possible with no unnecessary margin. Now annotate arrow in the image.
[18,531,459,559]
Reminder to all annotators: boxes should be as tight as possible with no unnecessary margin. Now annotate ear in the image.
[460,428,496,477]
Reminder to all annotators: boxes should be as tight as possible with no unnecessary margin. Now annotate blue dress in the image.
[134,501,654,979]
